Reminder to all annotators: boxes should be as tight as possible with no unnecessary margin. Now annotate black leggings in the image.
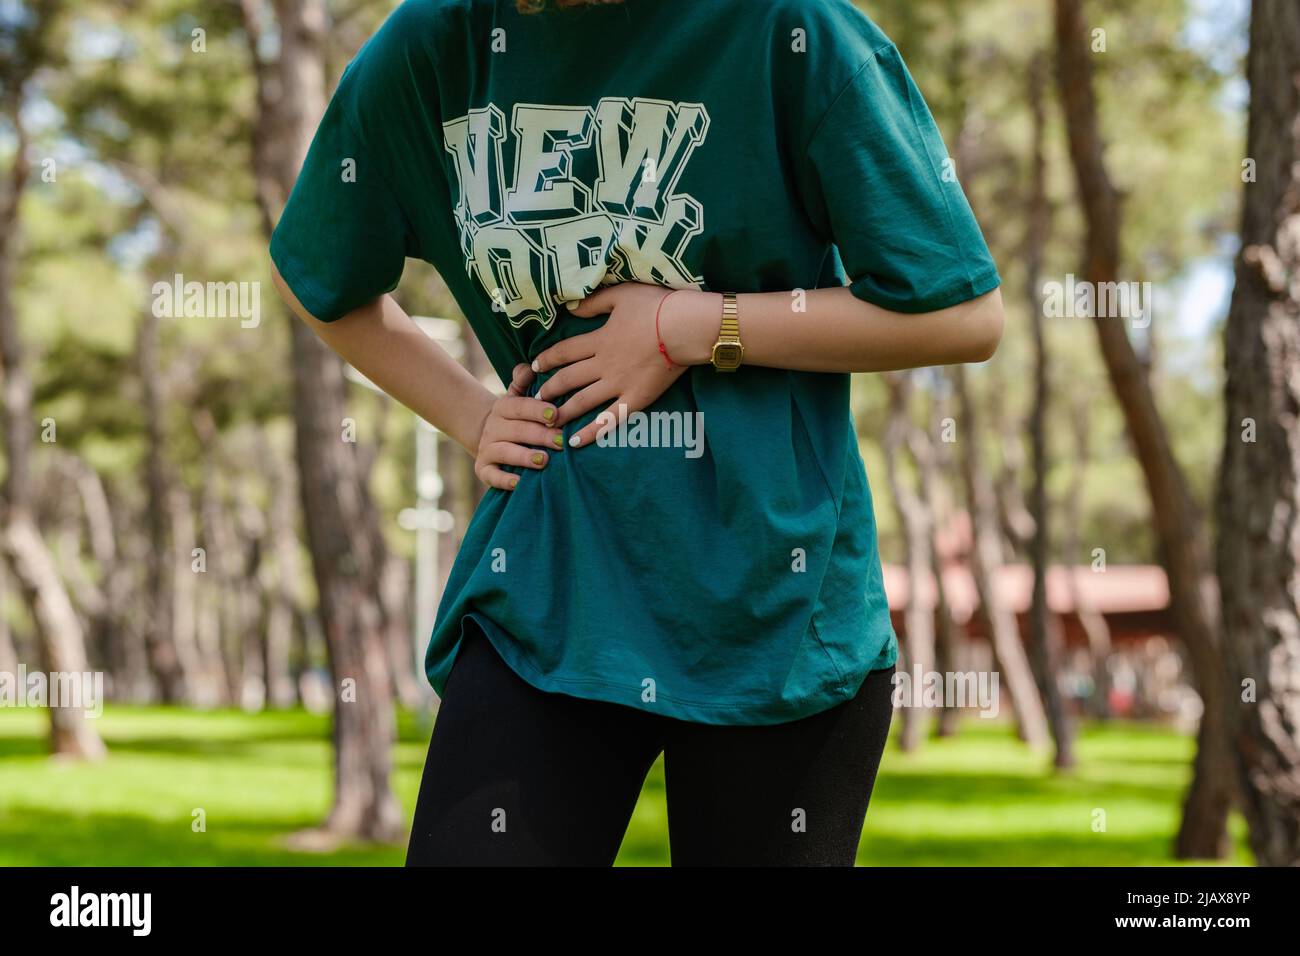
[406,621,895,866]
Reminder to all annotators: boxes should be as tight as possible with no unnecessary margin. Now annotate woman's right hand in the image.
[474,363,564,491]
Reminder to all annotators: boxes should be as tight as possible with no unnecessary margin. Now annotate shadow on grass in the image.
[0,736,52,760]
[877,770,1183,807]
[0,709,435,768]
[0,805,406,867]
[858,829,1184,866]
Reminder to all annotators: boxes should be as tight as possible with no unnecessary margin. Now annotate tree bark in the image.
[170,484,224,707]
[261,434,303,709]
[4,516,107,758]
[73,447,151,700]
[70,458,119,668]
[355,401,423,711]
[138,305,190,702]
[1025,51,1076,770]
[0,71,104,759]
[883,372,936,751]
[379,548,421,710]
[0,556,18,676]
[989,383,1035,557]
[240,0,401,841]
[234,500,267,711]
[48,465,108,654]
[916,393,962,737]
[1053,0,1232,858]
[1063,397,1113,721]
[953,366,1050,748]
[193,463,241,706]
[1216,0,1300,867]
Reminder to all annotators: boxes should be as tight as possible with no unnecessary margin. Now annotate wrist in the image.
[459,388,496,456]
[660,290,723,366]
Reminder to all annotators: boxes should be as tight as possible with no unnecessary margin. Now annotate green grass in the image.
[0,707,1252,866]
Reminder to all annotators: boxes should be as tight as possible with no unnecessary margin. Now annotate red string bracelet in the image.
[655,290,684,368]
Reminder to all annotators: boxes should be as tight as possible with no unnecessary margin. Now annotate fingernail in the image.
[510,476,519,489]
[531,452,545,466]
[569,434,583,447]
[531,360,540,373]
[552,433,564,449]
[542,407,555,422]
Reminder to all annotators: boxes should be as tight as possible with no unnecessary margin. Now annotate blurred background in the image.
[2,0,1297,866]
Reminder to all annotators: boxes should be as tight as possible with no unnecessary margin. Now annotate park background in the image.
[1,0,1297,866]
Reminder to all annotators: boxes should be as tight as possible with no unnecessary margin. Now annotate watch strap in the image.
[719,293,740,343]
[710,292,744,371]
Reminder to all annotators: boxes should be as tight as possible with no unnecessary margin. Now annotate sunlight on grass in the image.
[0,707,1250,866]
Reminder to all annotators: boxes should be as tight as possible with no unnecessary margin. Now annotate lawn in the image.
[0,706,1252,866]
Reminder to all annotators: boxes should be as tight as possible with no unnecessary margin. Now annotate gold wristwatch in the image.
[710,293,744,371]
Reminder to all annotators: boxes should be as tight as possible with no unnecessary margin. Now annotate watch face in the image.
[713,343,743,368]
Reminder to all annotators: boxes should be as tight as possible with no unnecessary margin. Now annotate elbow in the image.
[268,252,324,327]
[962,287,1004,363]
[269,254,295,309]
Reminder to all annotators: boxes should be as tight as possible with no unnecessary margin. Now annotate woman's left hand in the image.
[533,282,714,448]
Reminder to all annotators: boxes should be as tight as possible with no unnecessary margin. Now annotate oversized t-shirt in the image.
[270,0,1001,725]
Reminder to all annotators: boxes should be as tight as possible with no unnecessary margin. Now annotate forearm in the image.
[270,262,493,454]
[661,285,1004,373]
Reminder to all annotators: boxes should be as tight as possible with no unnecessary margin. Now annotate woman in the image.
[270,0,1002,866]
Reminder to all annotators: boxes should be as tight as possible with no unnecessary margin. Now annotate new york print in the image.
[442,97,710,329]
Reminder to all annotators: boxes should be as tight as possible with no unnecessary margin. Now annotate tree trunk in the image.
[1216,0,1300,867]
[4,516,107,758]
[235,502,267,712]
[953,366,1050,748]
[989,383,1035,557]
[0,89,104,760]
[379,549,422,711]
[88,483,152,701]
[70,458,122,675]
[1025,51,1075,770]
[241,0,401,841]
[939,31,1046,744]
[0,556,18,675]
[170,485,224,707]
[49,470,108,656]
[262,436,303,709]
[1063,397,1114,720]
[916,394,962,737]
[883,372,936,751]
[1053,0,1232,858]
[137,304,189,702]
[194,467,240,706]
[355,401,423,712]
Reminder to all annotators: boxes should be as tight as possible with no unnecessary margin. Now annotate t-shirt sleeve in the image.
[269,45,417,323]
[798,42,1001,314]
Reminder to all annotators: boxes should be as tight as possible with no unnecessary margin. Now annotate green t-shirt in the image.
[270,0,1000,725]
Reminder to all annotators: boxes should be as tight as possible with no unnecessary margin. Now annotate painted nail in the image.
[542,407,555,422]
[552,433,564,449]
[531,359,540,373]
[510,476,519,489]
[531,452,545,466]
[569,434,583,447]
